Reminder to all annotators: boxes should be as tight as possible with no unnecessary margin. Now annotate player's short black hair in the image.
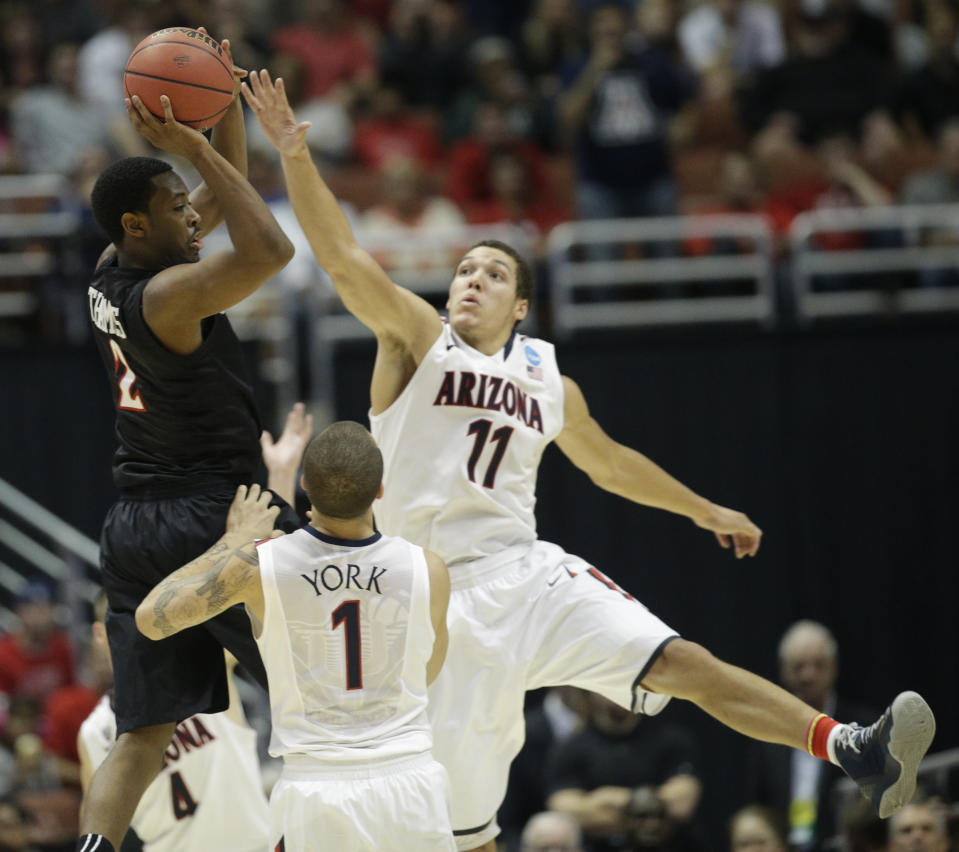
[90,156,173,246]
[467,239,534,304]
[303,422,383,520]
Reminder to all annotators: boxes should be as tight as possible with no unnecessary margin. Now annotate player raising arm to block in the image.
[136,424,454,851]
[243,69,935,852]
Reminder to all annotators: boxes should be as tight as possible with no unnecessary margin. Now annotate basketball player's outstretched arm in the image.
[241,70,441,362]
[425,551,450,685]
[126,94,293,352]
[261,401,314,506]
[554,376,762,558]
[135,485,279,639]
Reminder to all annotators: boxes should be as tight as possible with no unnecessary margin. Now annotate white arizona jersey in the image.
[79,696,270,852]
[370,323,564,570]
[255,527,435,763]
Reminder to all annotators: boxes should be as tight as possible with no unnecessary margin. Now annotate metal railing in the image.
[547,214,776,336]
[791,204,959,321]
[0,477,99,639]
[0,174,79,318]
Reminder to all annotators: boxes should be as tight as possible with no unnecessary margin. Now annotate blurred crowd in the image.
[3,0,959,343]
[0,572,953,851]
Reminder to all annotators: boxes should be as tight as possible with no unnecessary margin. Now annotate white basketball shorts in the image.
[427,539,679,850]
[269,752,455,851]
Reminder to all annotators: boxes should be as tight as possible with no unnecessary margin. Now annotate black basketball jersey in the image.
[89,256,262,497]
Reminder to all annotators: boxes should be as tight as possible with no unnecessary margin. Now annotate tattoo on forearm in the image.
[151,588,179,638]
[149,542,260,632]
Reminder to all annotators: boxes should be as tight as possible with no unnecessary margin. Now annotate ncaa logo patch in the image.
[524,345,541,366]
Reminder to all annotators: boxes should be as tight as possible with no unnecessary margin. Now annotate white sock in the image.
[826,723,847,766]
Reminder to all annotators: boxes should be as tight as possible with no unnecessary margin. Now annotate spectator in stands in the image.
[465,147,570,239]
[546,692,703,852]
[518,0,585,98]
[558,2,696,223]
[809,131,893,257]
[888,798,950,851]
[896,0,959,141]
[500,688,590,852]
[270,0,377,106]
[203,0,270,78]
[678,0,785,79]
[40,620,112,773]
[9,43,123,176]
[0,581,73,706]
[378,0,470,111]
[520,811,584,852]
[0,5,45,95]
[900,117,959,207]
[745,620,877,852]
[728,805,788,852]
[358,155,465,272]
[2,696,79,850]
[353,84,442,171]
[445,35,556,150]
[620,785,701,852]
[76,1,157,125]
[842,796,890,852]
[741,0,894,146]
[446,100,551,210]
[899,117,959,285]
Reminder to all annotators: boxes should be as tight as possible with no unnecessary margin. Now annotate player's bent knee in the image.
[641,639,719,701]
[116,721,177,755]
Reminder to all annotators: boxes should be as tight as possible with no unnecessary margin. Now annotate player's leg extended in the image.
[642,639,935,818]
[79,722,176,847]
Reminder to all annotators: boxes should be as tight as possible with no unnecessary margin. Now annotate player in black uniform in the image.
[76,47,297,852]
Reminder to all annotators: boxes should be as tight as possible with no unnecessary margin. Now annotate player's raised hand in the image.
[694,504,762,558]
[226,483,282,540]
[241,69,311,155]
[261,402,314,475]
[126,94,208,157]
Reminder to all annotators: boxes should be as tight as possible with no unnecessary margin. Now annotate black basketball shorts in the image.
[99,487,301,734]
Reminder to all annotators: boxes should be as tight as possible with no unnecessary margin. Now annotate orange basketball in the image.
[123,28,235,131]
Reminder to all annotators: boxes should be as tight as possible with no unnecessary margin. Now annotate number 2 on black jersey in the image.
[467,419,514,488]
[108,339,146,412]
[332,600,363,689]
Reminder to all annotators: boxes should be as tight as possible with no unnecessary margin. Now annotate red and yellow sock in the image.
[805,712,841,763]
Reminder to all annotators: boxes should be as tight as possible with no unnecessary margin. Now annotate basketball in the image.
[123,28,235,131]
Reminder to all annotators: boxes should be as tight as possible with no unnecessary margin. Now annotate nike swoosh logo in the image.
[546,573,562,587]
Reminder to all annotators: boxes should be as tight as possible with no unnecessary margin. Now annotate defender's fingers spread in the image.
[235,484,248,501]
[240,82,258,109]
[247,483,261,501]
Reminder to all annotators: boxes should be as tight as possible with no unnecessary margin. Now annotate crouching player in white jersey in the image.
[241,68,937,852]
[78,591,271,852]
[135,422,455,852]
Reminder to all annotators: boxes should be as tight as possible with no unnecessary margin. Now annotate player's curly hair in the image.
[90,156,173,246]
[303,422,384,520]
[467,239,534,305]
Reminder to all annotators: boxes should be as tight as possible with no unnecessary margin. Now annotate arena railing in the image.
[545,214,776,337]
[790,203,959,322]
[0,174,79,318]
[0,477,99,641]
